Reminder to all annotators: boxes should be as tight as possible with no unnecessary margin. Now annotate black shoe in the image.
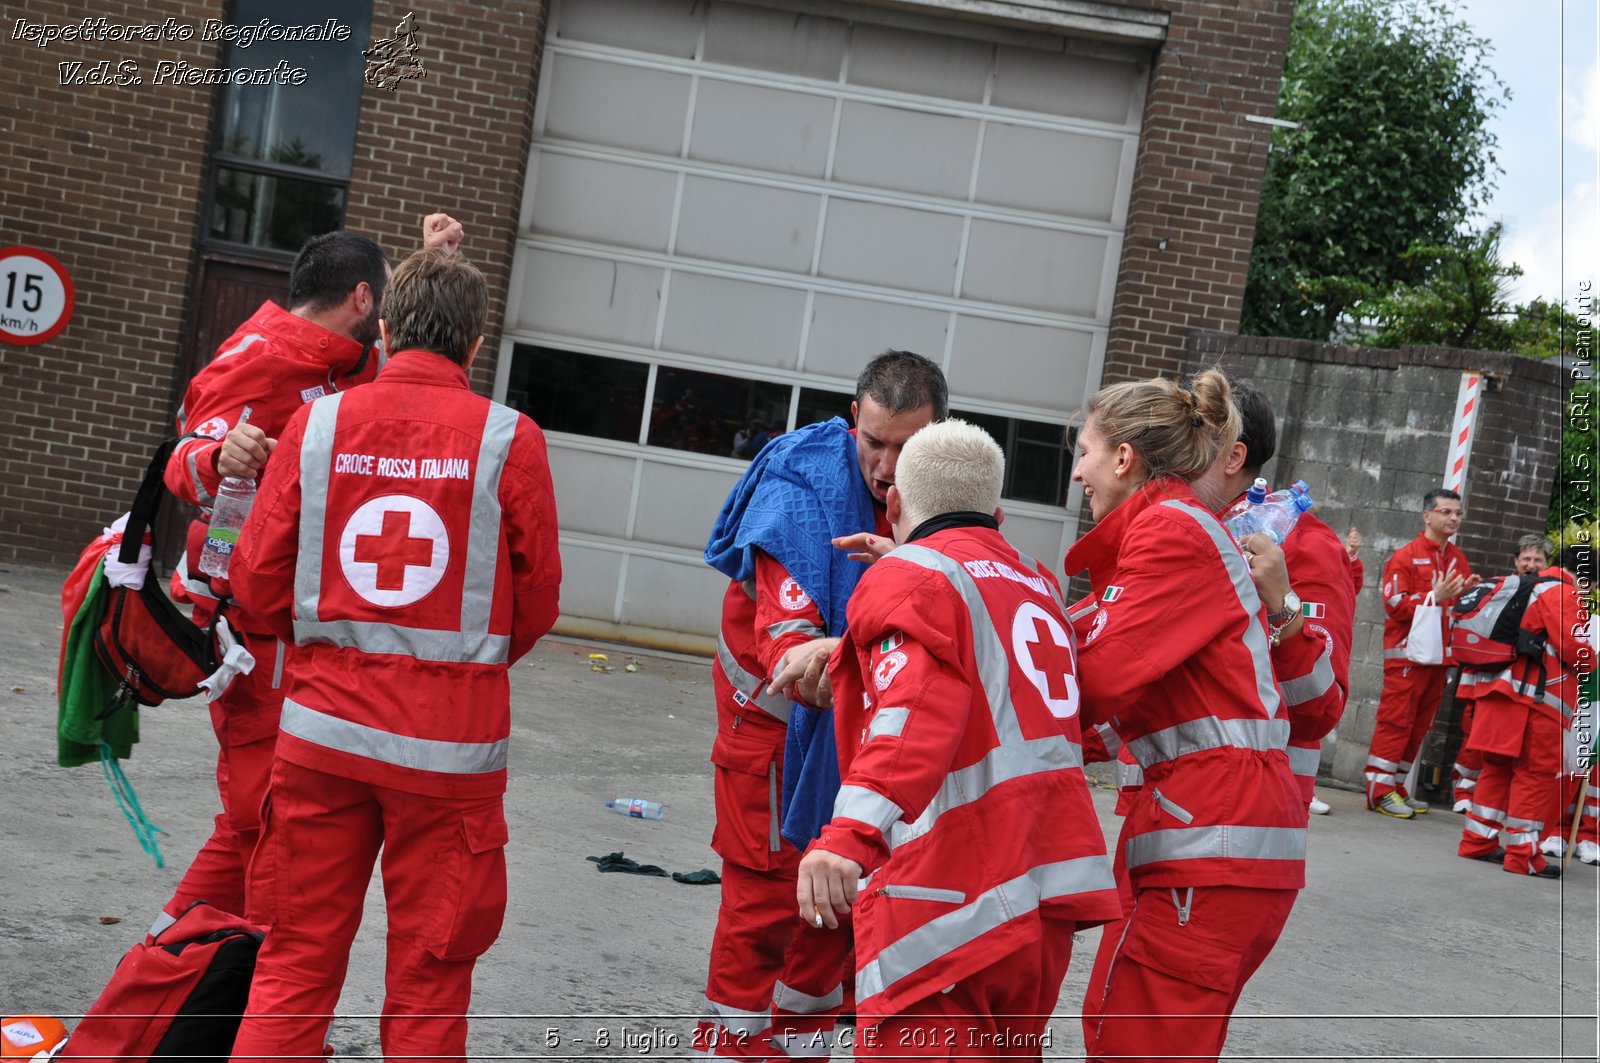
[1466,849,1505,864]
[1529,864,1561,880]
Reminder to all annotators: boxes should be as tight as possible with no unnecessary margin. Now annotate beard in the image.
[354,302,382,349]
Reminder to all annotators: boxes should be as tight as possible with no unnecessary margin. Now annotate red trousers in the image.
[1451,700,1482,811]
[1083,884,1297,1063]
[229,760,508,1063]
[1365,663,1449,804]
[157,631,284,932]
[1545,774,1600,847]
[1080,820,1134,1029]
[856,924,1075,1061]
[696,677,848,1061]
[1457,697,1560,875]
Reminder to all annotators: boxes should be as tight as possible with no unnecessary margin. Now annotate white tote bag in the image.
[1405,592,1444,665]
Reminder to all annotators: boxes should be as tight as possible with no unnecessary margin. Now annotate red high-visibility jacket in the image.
[230,351,561,799]
[816,524,1120,1021]
[1455,568,1593,725]
[1276,512,1357,799]
[1065,476,1305,892]
[1381,531,1472,666]
[165,301,376,631]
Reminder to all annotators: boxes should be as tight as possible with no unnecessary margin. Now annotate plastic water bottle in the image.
[606,797,664,820]
[198,475,256,578]
[1222,478,1314,545]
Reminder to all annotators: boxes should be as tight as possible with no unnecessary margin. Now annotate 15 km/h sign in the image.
[0,246,75,346]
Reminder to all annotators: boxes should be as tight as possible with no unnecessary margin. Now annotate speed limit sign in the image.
[0,246,75,346]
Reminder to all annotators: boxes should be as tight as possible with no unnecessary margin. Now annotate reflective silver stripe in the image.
[1124,825,1306,870]
[1015,549,1064,611]
[768,764,781,852]
[280,697,507,775]
[1160,501,1281,719]
[697,997,768,1038]
[888,735,1083,850]
[294,393,343,626]
[1386,594,1404,608]
[292,395,518,664]
[1068,599,1099,624]
[270,639,285,690]
[868,706,910,740]
[715,633,789,720]
[1464,818,1499,840]
[771,980,843,1014]
[187,445,216,508]
[1367,754,1402,772]
[834,784,905,835]
[1095,722,1122,757]
[1115,759,1143,791]
[767,619,825,640]
[218,333,264,359]
[1504,829,1540,846]
[1467,802,1506,821]
[855,856,1115,1005]
[147,910,177,939]
[459,403,518,647]
[175,552,218,602]
[293,619,511,664]
[1504,814,1542,831]
[1365,770,1398,786]
[1124,716,1289,770]
[1383,646,1413,660]
[1453,763,1480,780]
[1288,744,1321,778]
[1456,778,1478,792]
[1279,639,1336,707]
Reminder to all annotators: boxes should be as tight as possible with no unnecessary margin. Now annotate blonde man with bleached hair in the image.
[891,419,1004,536]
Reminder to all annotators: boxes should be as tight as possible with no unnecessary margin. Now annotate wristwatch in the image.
[1266,589,1301,627]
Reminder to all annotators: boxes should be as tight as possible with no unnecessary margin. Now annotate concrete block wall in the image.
[1186,331,1566,792]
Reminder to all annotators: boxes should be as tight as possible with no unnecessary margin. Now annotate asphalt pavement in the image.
[0,561,1595,1061]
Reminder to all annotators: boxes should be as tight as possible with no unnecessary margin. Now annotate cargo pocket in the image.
[710,725,786,867]
[432,804,509,962]
[1116,903,1243,997]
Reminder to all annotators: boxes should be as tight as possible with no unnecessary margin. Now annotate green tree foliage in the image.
[1551,382,1598,536]
[1243,0,1508,340]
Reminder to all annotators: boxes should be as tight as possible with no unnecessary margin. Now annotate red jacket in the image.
[1276,512,1357,799]
[1065,477,1305,891]
[230,350,562,799]
[816,524,1119,1020]
[165,301,376,631]
[1381,531,1472,667]
[1455,568,1594,725]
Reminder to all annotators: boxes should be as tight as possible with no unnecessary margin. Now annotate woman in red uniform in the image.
[1066,371,1306,1063]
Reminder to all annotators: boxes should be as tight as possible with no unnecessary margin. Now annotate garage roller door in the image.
[499,0,1147,639]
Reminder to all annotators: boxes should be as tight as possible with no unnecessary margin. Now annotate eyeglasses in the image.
[1429,508,1465,518]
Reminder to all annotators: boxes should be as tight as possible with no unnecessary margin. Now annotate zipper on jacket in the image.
[1171,887,1194,927]
[876,884,965,904]
[1094,915,1136,1042]
[1151,787,1195,824]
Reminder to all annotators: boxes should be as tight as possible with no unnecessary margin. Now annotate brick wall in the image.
[1104,0,1295,381]
[0,1,221,563]
[342,1,546,396]
[0,2,547,566]
[1185,331,1566,793]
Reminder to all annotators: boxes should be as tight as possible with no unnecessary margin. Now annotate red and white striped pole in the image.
[1444,371,1482,496]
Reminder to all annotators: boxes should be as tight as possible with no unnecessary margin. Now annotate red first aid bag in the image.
[59,902,265,1062]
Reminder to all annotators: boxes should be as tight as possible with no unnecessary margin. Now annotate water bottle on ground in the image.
[1222,478,1314,545]
[606,797,665,820]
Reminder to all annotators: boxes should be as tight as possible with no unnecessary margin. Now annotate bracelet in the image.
[1268,617,1294,647]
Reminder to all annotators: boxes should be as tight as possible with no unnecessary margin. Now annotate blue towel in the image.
[705,417,876,847]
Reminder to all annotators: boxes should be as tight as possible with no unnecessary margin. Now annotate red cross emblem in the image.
[874,650,908,691]
[779,577,812,612]
[338,494,449,607]
[1011,602,1080,719]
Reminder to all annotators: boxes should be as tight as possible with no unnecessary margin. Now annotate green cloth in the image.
[587,851,720,884]
[57,567,137,766]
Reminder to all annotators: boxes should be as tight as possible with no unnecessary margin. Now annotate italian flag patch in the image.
[1101,586,1123,602]
[880,632,904,654]
[1302,601,1326,619]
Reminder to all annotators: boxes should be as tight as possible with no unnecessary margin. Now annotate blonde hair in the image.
[382,249,488,364]
[1084,369,1239,483]
[894,419,1004,529]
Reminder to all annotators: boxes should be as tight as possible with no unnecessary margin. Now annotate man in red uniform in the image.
[1365,489,1475,818]
[1455,547,1593,877]
[226,249,561,1060]
[152,214,462,936]
[1453,534,1555,812]
[697,352,945,1060]
[799,419,1120,1056]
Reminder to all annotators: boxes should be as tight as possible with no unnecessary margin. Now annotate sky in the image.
[1453,0,1597,309]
